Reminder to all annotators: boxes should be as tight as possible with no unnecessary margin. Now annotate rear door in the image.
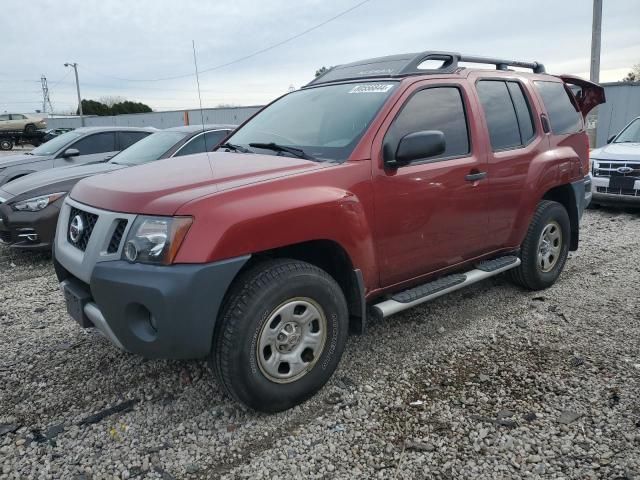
[54,131,117,167]
[473,76,546,250]
[373,80,490,287]
[0,114,10,131]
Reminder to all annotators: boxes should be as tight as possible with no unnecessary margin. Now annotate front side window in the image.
[11,114,26,120]
[385,86,470,160]
[614,118,640,143]
[223,82,398,162]
[31,130,83,155]
[69,132,116,155]
[477,80,535,151]
[534,81,582,135]
[175,130,230,157]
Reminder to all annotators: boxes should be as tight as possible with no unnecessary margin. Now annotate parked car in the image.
[53,51,603,412]
[0,126,155,186]
[589,116,640,207]
[0,125,234,249]
[0,113,47,133]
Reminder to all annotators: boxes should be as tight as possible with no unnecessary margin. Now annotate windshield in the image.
[614,118,640,143]
[110,131,187,165]
[222,82,398,161]
[31,130,83,155]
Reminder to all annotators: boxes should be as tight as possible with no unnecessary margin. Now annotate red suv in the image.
[53,52,604,412]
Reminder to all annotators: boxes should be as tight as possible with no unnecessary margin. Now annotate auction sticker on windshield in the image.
[348,84,395,94]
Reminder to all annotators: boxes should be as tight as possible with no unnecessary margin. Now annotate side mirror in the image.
[386,130,446,168]
[607,135,616,144]
[62,148,80,158]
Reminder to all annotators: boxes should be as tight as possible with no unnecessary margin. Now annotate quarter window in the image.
[69,132,116,155]
[477,80,535,151]
[385,87,470,161]
[534,81,582,135]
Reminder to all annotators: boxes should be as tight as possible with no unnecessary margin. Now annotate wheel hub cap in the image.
[537,221,562,273]
[257,298,327,384]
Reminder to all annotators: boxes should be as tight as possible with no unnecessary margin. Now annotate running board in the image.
[371,256,520,319]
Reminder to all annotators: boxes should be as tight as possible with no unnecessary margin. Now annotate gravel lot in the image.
[1,208,639,479]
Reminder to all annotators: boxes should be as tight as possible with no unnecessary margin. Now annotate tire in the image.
[0,139,12,151]
[24,124,36,133]
[212,258,349,412]
[508,200,570,290]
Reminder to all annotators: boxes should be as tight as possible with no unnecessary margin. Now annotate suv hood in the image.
[2,162,123,199]
[591,143,640,162]
[0,153,48,169]
[70,152,332,215]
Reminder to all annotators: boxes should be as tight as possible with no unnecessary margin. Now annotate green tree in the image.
[315,66,332,78]
[622,63,640,82]
[77,99,153,116]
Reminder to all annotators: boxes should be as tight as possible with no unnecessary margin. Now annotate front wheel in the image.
[508,200,570,290]
[212,259,349,412]
[24,124,36,133]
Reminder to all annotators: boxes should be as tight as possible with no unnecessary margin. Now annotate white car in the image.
[590,116,640,207]
[0,113,47,133]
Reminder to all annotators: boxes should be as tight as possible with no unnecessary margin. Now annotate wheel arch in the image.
[542,183,579,251]
[237,239,367,335]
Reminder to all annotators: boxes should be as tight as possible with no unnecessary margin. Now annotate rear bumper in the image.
[54,255,250,359]
[0,200,61,250]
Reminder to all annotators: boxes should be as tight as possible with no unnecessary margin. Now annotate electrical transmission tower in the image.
[41,75,53,113]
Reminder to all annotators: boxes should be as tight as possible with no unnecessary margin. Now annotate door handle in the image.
[465,171,487,182]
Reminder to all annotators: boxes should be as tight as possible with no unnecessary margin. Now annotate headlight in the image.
[12,192,66,212]
[122,216,192,265]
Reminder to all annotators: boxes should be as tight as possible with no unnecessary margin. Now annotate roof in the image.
[164,124,237,133]
[72,126,157,133]
[306,51,546,87]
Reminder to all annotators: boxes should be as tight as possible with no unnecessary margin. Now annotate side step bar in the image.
[371,256,520,319]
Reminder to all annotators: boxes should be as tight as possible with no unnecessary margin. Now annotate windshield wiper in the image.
[249,142,316,161]
[219,142,252,153]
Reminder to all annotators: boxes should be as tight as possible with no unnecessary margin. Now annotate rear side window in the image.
[70,132,116,155]
[118,131,150,150]
[386,87,470,160]
[175,130,230,157]
[534,81,581,135]
[476,80,535,151]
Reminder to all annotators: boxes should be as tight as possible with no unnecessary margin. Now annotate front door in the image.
[373,82,490,287]
[54,131,118,167]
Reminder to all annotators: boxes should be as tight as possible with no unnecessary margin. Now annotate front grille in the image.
[68,207,98,251]
[597,186,640,197]
[593,161,640,178]
[0,230,11,243]
[107,219,128,253]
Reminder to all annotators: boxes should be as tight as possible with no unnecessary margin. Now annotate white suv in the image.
[590,116,640,207]
[0,113,47,133]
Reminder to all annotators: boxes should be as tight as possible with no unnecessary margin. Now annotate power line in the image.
[83,0,372,83]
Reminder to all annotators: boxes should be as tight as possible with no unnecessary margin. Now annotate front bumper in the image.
[54,255,250,359]
[0,199,62,249]
[591,175,640,206]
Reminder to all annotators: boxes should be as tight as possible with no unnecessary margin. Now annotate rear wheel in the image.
[212,258,348,412]
[508,200,570,290]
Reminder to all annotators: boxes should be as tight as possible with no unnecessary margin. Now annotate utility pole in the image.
[590,0,602,83]
[64,62,84,126]
[40,75,53,114]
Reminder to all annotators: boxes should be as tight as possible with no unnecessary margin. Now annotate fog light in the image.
[124,240,138,262]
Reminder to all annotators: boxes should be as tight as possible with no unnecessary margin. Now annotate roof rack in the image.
[306,51,546,87]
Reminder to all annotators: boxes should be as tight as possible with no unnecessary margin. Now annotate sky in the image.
[1,0,639,114]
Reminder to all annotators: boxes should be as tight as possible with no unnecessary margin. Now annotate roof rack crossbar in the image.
[457,54,546,74]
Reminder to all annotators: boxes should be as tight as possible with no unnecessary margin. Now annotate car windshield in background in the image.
[223,82,399,161]
[614,118,640,143]
[30,130,83,155]
[110,131,187,165]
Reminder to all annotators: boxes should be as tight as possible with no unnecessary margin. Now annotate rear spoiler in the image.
[557,75,606,118]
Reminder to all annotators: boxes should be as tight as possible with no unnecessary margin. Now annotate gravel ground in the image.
[1,208,639,479]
